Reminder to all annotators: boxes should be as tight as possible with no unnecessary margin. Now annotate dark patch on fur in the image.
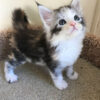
[12,8,58,71]
[54,7,63,12]
[35,1,41,6]
[13,9,28,30]
[12,48,26,62]
[80,17,86,26]
[66,5,72,9]
[51,25,61,35]
[72,71,74,75]
[6,48,26,67]
[9,59,21,67]
[24,15,28,23]
[14,30,44,60]
[42,38,58,72]
[14,28,58,72]
[54,5,71,12]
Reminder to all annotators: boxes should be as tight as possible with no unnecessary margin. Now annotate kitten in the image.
[4,0,86,90]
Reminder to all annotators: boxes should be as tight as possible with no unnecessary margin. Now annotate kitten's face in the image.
[37,0,86,40]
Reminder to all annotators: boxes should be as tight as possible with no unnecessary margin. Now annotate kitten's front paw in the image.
[54,80,68,90]
[5,73,18,83]
[67,72,78,80]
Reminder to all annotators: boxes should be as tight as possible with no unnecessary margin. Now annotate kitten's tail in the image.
[0,9,29,61]
[13,9,29,30]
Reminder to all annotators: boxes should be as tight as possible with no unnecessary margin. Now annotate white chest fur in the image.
[52,35,84,68]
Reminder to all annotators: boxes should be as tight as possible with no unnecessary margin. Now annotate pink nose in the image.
[70,22,76,26]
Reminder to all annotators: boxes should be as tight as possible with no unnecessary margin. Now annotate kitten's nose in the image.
[70,22,76,26]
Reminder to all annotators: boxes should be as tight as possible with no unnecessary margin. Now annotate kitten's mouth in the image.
[71,26,78,33]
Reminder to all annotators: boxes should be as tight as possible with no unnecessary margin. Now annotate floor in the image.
[0,59,100,100]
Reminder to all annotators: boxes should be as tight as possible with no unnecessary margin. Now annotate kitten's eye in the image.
[59,19,66,25]
[74,15,80,21]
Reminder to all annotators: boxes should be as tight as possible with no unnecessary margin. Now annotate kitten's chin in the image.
[70,28,78,33]
[65,30,84,40]
[69,26,84,35]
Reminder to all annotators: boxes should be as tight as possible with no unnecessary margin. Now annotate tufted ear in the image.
[71,0,81,12]
[36,2,53,26]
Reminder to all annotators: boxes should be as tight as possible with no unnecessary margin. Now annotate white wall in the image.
[0,0,97,32]
[91,0,100,35]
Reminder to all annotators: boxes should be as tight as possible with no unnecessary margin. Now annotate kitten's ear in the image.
[71,0,81,12]
[36,2,53,26]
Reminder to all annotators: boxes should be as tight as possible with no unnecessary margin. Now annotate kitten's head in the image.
[37,0,86,40]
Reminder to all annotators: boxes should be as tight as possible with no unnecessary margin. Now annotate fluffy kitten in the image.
[4,0,86,90]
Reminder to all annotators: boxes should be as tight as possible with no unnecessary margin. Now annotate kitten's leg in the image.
[49,67,68,90]
[66,66,78,80]
[4,61,18,83]
[4,58,26,83]
[4,49,26,83]
[43,49,68,90]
